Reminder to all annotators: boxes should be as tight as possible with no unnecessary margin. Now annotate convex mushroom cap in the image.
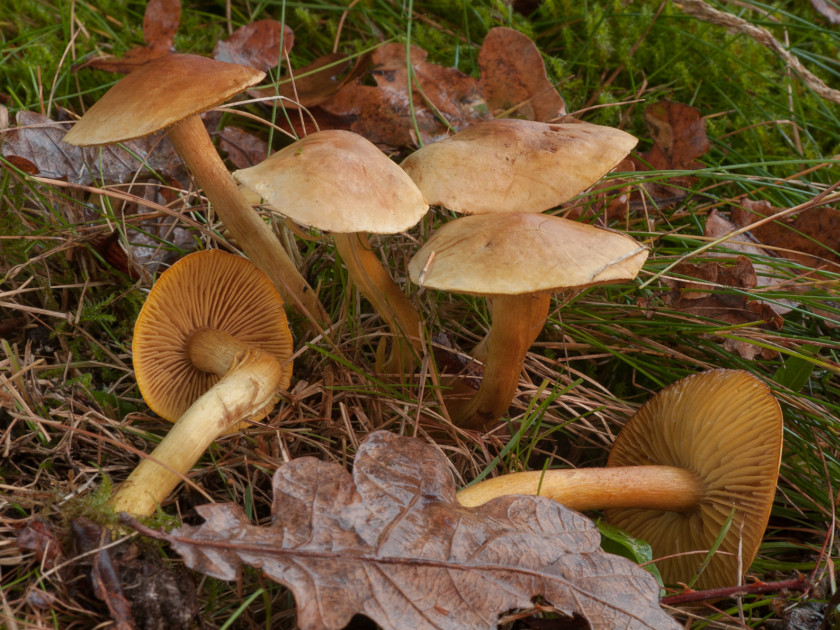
[409,212,649,295]
[400,118,638,215]
[409,212,648,430]
[133,248,293,427]
[233,129,428,233]
[62,54,265,145]
[234,130,429,374]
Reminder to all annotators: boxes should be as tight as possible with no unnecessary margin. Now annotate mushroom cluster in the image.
[402,118,647,429]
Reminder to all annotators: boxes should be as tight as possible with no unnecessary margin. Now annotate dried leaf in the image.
[2,111,183,185]
[811,0,840,24]
[127,431,677,630]
[72,518,136,630]
[662,256,783,358]
[640,100,709,170]
[705,209,797,314]
[213,19,294,71]
[321,44,487,149]
[81,0,179,73]
[730,197,840,270]
[632,100,710,208]
[217,126,268,169]
[478,27,566,121]
[143,0,180,52]
[248,53,362,109]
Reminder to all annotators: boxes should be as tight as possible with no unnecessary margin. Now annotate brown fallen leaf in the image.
[248,53,365,110]
[217,125,268,169]
[632,100,710,207]
[320,44,487,149]
[125,431,678,630]
[705,209,798,315]
[730,196,840,271]
[213,19,294,72]
[811,0,840,24]
[478,26,566,121]
[79,0,180,73]
[661,255,782,359]
[2,111,183,185]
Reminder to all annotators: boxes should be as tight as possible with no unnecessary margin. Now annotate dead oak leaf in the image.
[213,19,294,72]
[2,111,183,185]
[730,197,840,271]
[320,44,487,149]
[126,431,677,630]
[478,26,566,121]
[80,0,180,73]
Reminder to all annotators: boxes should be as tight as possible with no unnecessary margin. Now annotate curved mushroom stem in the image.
[332,232,424,376]
[457,466,706,512]
[168,115,329,328]
[447,292,550,431]
[110,348,284,516]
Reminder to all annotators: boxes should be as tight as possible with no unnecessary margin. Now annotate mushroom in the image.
[110,249,293,516]
[233,129,429,374]
[408,212,648,430]
[456,369,784,590]
[400,118,638,215]
[62,53,327,325]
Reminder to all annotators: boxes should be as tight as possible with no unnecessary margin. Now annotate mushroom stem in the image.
[457,466,706,512]
[332,232,423,375]
[448,293,550,431]
[167,115,328,326]
[110,348,284,516]
[186,328,247,375]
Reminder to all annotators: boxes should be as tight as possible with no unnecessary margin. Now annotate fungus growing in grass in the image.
[62,53,327,324]
[400,118,638,214]
[233,129,429,374]
[408,212,648,431]
[457,369,783,590]
[110,249,293,516]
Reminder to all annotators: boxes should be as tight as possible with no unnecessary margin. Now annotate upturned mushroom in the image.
[110,249,293,516]
[457,369,783,590]
[62,53,327,325]
[408,212,648,430]
[400,118,638,215]
[233,129,429,374]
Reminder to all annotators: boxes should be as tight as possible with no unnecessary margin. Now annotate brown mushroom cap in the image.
[400,119,638,214]
[63,54,265,146]
[233,129,428,234]
[605,369,783,590]
[132,249,293,425]
[408,212,649,295]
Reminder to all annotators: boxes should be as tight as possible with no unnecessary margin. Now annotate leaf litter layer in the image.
[2,0,840,629]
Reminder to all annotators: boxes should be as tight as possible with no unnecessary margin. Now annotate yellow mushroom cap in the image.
[63,54,265,146]
[132,250,293,425]
[408,212,648,296]
[233,129,429,234]
[400,119,638,214]
[606,369,783,590]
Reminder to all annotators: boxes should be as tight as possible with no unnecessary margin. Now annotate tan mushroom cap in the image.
[63,54,265,146]
[408,212,648,295]
[132,249,293,426]
[400,119,638,214]
[606,369,783,590]
[233,129,428,234]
